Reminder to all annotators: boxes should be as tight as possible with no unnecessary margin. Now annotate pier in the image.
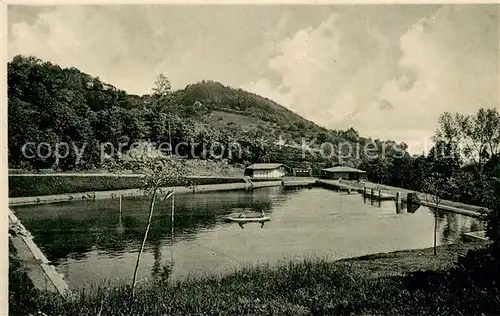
[462,230,488,242]
[315,179,485,218]
[282,177,317,188]
[316,179,393,199]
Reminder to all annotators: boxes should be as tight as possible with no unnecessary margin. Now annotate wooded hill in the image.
[8,55,408,173]
[7,55,500,209]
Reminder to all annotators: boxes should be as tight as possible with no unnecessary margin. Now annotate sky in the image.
[7,4,500,154]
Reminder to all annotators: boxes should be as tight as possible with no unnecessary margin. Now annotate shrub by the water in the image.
[8,175,247,197]
[8,175,144,197]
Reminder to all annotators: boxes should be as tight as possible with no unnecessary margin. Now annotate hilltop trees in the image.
[8,56,101,170]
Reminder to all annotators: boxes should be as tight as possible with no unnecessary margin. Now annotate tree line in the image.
[7,55,499,208]
[7,54,500,243]
[362,108,499,207]
[7,55,407,171]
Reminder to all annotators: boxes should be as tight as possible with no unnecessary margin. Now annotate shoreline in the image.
[8,180,282,207]
[10,174,488,219]
[9,173,495,315]
[315,179,487,218]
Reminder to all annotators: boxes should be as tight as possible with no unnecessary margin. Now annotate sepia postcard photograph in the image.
[4,1,500,315]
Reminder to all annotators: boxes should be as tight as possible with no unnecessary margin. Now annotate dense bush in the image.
[8,175,144,197]
[484,177,500,246]
[8,175,246,197]
[7,54,500,230]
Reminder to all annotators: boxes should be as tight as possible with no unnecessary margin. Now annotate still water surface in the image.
[13,187,484,289]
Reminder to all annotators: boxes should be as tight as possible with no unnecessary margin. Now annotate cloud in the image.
[356,5,499,152]
[8,5,288,94]
[8,5,498,154]
[8,6,158,94]
[243,10,396,127]
[244,5,499,154]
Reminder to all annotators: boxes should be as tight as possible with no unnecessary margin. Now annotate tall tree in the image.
[483,108,500,157]
[152,74,172,108]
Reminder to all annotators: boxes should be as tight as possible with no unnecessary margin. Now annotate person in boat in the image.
[260,210,265,218]
[238,213,246,218]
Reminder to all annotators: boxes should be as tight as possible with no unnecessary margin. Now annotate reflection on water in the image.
[13,186,484,289]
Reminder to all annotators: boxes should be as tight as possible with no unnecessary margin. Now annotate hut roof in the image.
[245,163,284,170]
[322,166,366,173]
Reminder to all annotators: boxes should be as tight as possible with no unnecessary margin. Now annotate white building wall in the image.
[251,168,285,179]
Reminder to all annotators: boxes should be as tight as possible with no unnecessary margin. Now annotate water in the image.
[13,186,484,289]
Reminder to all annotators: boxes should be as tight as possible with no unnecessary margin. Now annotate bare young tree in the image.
[132,154,187,296]
[107,149,188,297]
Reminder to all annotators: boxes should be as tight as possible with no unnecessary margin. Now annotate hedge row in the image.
[8,175,245,198]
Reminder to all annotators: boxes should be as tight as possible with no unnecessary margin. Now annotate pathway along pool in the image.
[13,186,484,289]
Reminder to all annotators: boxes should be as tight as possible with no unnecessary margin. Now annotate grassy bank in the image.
[10,241,499,316]
[9,160,246,197]
[8,175,248,197]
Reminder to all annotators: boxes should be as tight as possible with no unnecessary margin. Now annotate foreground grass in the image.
[10,241,500,316]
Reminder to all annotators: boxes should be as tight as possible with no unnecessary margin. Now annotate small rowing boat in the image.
[224,215,271,228]
[224,216,271,223]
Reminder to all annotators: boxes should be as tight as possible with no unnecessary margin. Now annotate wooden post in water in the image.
[119,195,122,224]
[117,195,124,234]
[171,192,175,265]
[370,188,374,204]
[396,191,405,214]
